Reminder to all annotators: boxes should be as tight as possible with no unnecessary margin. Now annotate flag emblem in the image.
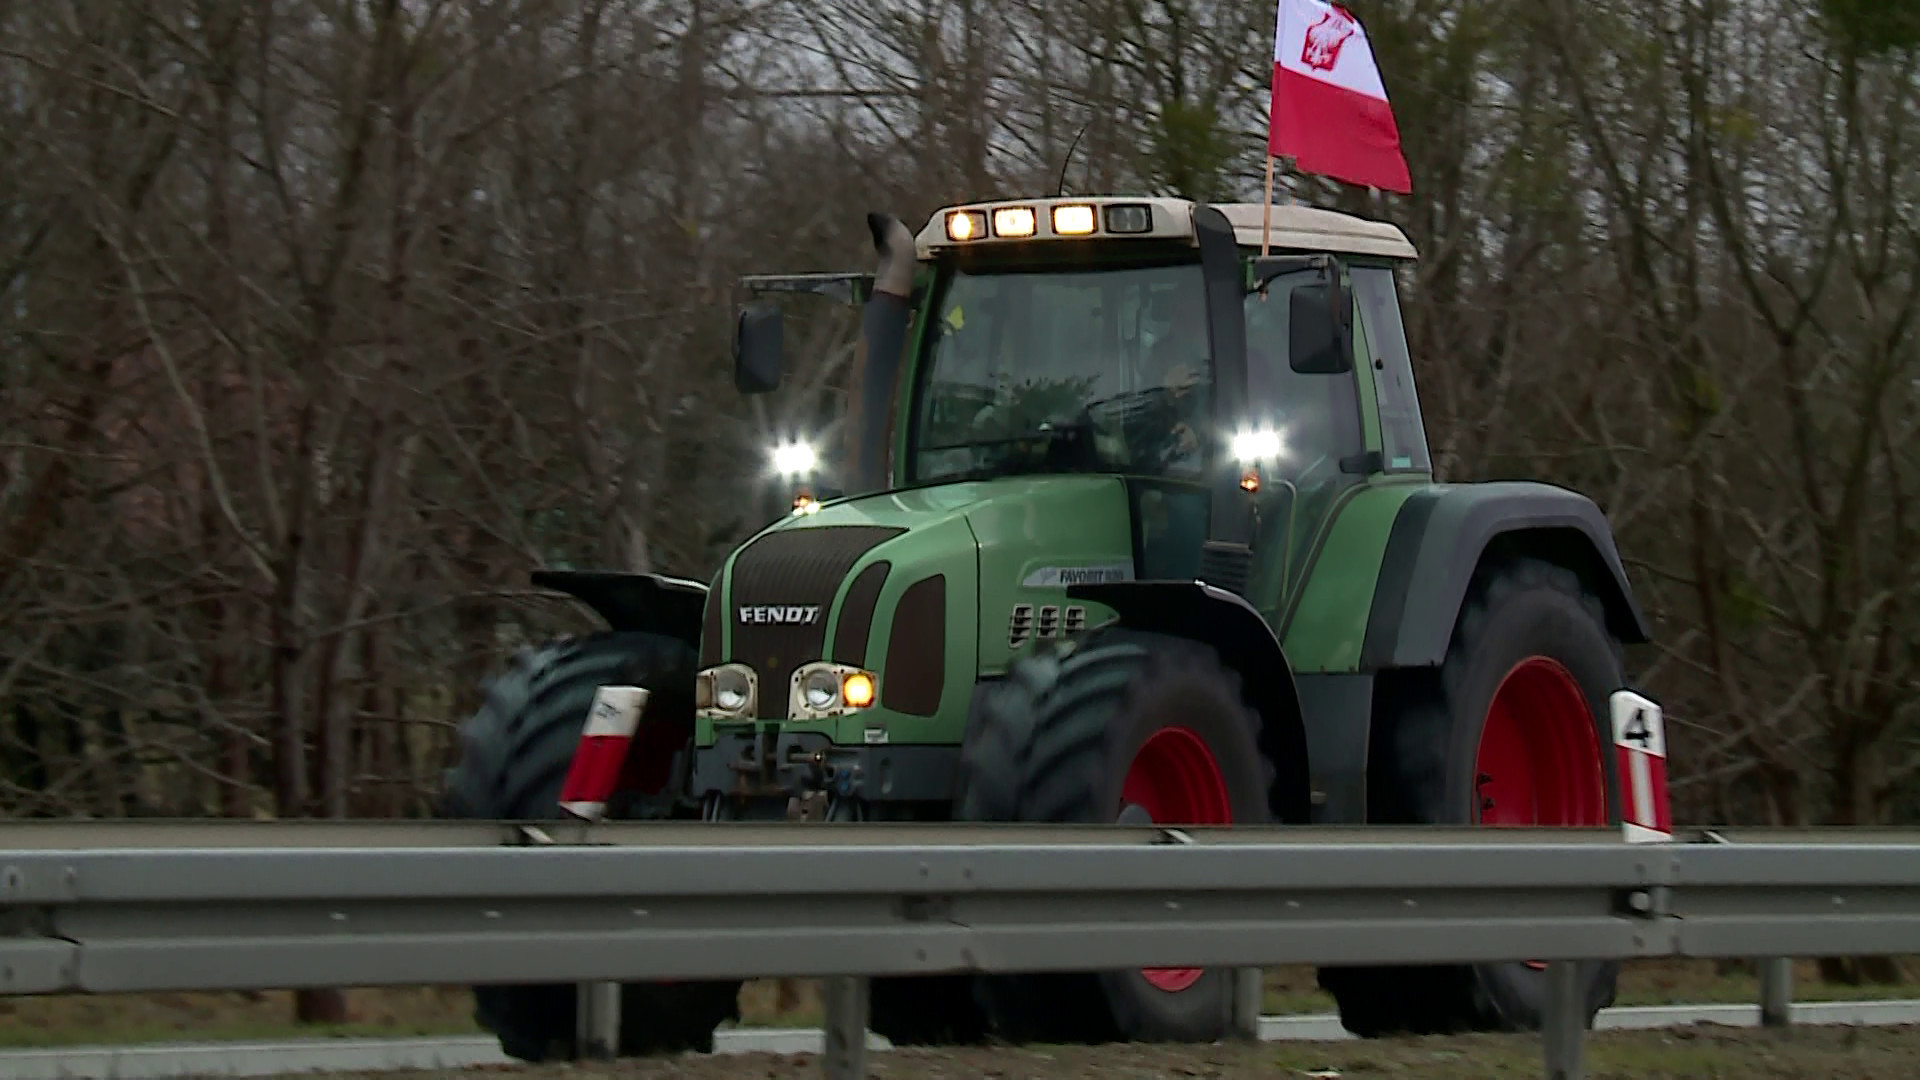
[1301,9,1356,71]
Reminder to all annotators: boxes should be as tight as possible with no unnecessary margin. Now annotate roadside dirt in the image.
[7,958,1919,1049]
[289,1025,1920,1080]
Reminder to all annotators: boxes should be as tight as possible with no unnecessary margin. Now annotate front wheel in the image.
[1320,556,1624,1036]
[438,632,743,1061]
[954,628,1277,1045]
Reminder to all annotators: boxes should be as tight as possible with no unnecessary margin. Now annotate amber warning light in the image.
[1052,204,1096,235]
[946,210,987,241]
[843,672,877,709]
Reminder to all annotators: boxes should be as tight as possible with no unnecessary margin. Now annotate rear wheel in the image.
[867,976,991,1047]
[1319,557,1623,1036]
[955,628,1276,1045]
[438,631,743,1062]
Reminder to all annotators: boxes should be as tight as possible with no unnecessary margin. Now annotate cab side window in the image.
[1351,266,1431,473]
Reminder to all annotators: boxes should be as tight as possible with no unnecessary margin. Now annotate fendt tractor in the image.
[437,196,1663,1061]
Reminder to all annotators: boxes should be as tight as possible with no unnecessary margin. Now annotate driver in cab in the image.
[1129,279,1285,470]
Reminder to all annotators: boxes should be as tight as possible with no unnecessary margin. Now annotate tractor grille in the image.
[882,574,947,716]
[699,569,725,667]
[724,525,903,719]
[832,560,892,667]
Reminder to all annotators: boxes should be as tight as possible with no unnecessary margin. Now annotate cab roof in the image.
[913,195,1418,262]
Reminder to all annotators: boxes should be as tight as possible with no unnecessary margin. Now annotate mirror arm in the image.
[1249,252,1338,295]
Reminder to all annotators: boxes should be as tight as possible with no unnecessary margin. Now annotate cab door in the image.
[1241,275,1369,623]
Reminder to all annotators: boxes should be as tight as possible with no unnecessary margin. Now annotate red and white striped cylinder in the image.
[1608,690,1671,844]
[557,685,650,822]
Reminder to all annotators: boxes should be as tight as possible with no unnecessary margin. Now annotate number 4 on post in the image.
[1609,690,1671,844]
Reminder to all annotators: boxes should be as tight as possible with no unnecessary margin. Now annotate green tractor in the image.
[438,196,1661,1059]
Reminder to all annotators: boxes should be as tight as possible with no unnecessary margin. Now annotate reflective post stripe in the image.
[1609,690,1671,845]
[558,686,649,822]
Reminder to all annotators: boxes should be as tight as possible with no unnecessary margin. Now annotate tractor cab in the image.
[733,195,1428,600]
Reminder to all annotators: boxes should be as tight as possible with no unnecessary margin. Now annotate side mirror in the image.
[1289,282,1351,374]
[733,303,784,394]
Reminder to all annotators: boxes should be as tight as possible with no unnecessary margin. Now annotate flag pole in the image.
[1261,155,1275,256]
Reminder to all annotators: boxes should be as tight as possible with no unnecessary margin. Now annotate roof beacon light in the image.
[1104,204,1152,234]
[946,210,986,241]
[1052,204,1097,236]
[992,207,1037,238]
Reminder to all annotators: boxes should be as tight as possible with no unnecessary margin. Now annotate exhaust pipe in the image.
[845,212,917,494]
[867,211,917,300]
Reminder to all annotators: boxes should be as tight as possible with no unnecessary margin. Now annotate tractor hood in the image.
[777,475,1110,532]
[697,475,1138,731]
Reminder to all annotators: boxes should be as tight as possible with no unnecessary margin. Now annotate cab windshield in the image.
[909,262,1214,484]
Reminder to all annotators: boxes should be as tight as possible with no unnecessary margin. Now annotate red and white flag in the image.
[1268,0,1412,194]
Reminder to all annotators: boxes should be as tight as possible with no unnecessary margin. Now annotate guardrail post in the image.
[1542,961,1585,1080]
[577,980,620,1059]
[822,976,869,1080]
[1229,967,1262,1041]
[1759,957,1793,1028]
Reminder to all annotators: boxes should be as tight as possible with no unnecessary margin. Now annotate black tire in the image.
[438,631,743,1062]
[1319,556,1624,1036]
[955,627,1276,1045]
[868,976,992,1046]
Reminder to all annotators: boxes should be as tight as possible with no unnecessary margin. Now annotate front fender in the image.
[529,569,709,649]
[1068,580,1313,824]
[1361,482,1652,671]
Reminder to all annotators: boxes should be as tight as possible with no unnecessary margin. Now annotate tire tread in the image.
[1322,555,1625,1037]
[956,628,1278,1045]
[439,631,739,1062]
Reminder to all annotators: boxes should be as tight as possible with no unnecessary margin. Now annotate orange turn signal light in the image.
[843,673,877,709]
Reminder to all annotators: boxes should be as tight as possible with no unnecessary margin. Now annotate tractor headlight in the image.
[698,663,758,719]
[789,662,879,719]
[803,669,840,710]
[716,669,750,711]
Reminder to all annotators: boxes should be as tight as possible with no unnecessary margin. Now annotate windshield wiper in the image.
[919,434,1048,454]
[917,420,1102,477]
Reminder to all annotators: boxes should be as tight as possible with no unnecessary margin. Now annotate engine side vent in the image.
[1008,603,1035,648]
[1199,541,1253,597]
[1064,605,1087,634]
[1036,605,1061,639]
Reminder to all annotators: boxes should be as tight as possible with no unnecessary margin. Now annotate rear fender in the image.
[1362,482,1652,670]
[529,569,709,651]
[1068,580,1314,824]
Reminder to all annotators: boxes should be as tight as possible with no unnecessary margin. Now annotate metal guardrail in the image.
[4,821,1920,1080]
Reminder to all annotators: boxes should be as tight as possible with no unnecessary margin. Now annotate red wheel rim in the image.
[1121,726,1233,993]
[1476,656,1607,970]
